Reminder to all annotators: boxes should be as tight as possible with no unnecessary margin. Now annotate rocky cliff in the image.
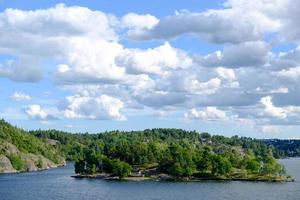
[0,142,65,173]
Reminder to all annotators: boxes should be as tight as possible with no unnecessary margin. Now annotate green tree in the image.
[169,162,184,176]
[110,159,132,178]
[8,155,24,171]
[211,155,232,176]
[74,159,86,174]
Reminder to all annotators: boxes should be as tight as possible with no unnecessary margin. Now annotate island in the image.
[68,130,292,182]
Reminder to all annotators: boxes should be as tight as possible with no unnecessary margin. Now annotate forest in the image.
[263,139,300,158]
[29,128,291,181]
[0,119,294,180]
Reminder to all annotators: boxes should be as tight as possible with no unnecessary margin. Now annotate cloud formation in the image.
[0,1,300,133]
[62,94,126,121]
[25,105,56,121]
[11,92,31,101]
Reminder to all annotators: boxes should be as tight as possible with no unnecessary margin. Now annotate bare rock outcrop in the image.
[0,155,17,173]
[0,142,19,156]
[0,142,66,173]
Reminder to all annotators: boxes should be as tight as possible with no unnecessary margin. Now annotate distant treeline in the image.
[262,139,300,158]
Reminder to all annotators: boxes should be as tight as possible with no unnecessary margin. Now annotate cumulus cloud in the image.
[215,67,236,82]
[116,42,192,75]
[186,78,221,95]
[53,38,126,84]
[62,94,126,121]
[0,4,118,82]
[275,66,300,80]
[185,107,227,121]
[121,13,159,29]
[0,59,43,82]
[1,2,300,130]
[25,105,56,121]
[259,96,300,123]
[196,41,270,68]
[126,0,300,45]
[125,9,262,43]
[260,96,287,118]
[11,92,31,101]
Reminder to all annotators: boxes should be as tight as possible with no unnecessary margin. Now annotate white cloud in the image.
[185,107,227,121]
[270,87,289,94]
[62,94,126,121]
[261,125,281,134]
[116,42,192,75]
[260,96,287,118]
[125,0,284,43]
[0,4,118,82]
[196,41,270,68]
[126,9,262,43]
[186,78,221,95]
[1,2,300,130]
[53,38,126,84]
[122,13,159,29]
[215,67,236,82]
[259,96,300,121]
[11,92,31,101]
[275,66,300,80]
[25,105,56,121]
[127,0,300,45]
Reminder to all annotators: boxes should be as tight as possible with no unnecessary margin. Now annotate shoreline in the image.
[71,173,294,183]
[0,162,67,174]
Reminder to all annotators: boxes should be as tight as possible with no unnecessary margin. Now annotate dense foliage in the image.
[30,128,286,178]
[0,119,287,178]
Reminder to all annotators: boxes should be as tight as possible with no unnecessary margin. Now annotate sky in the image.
[1,0,300,138]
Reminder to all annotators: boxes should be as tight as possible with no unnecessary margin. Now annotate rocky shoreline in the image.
[0,142,66,174]
[71,173,294,182]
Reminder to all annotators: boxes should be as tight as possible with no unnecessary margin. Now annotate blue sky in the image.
[1,0,300,138]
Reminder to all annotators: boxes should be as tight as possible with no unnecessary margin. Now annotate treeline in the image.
[30,128,286,178]
[263,139,300,158]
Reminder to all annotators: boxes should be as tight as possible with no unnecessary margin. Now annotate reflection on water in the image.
[0,159,299,200]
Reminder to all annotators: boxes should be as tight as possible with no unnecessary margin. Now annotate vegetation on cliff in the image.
[0,120,65,172]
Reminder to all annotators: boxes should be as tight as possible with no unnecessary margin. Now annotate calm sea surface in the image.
[0,158,300,200]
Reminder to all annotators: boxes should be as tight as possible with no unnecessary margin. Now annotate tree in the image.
[243,150,260,173]
[87,163,96,174]
[169,162,184,176]
[8,155,24,171]
[262,149,282,175]
[110,159,132,178]
[74,159,85,174]
[196,146,212,173]
[211,155,232,176]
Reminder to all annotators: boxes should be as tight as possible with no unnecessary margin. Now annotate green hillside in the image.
[0,120,65,173]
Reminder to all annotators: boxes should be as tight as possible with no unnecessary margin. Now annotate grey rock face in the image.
[0,155,17,173]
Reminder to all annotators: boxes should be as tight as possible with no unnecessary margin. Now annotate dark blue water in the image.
[0,158,299,200]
